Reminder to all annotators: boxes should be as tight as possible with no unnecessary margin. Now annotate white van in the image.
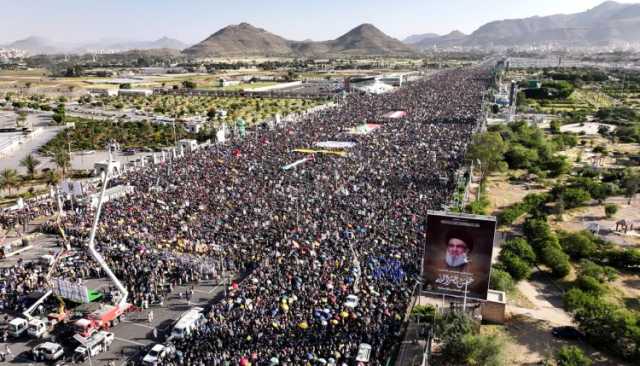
[9,318,28,337]
[170,307,205,340]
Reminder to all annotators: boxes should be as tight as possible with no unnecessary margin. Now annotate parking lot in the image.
[1,236,229,365]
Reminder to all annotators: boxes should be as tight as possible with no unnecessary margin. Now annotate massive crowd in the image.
[1,67,491,365]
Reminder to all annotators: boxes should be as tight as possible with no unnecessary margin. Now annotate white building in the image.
[218,78,241,88]
[118,89,153,97]
[94,160,121,177]
[87,88,118,97]
[178,139,199,153]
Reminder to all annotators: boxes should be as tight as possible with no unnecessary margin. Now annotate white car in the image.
[142,344,167,365]
[32,342,64,361]
[98,330,114,346]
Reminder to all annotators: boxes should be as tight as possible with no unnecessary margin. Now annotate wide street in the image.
[0,235,230,366]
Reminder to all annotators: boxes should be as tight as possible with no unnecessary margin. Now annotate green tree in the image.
[499,252,532,281]
[0,168,20,194]
[182,80,197,89]
[19,154,40,180]
[623,173,639,204]
[501,237,536,264]
[461,333,506,366]
[53,149,71,178]
[466,132,507,189]
[561,188,592,209]
[558,231,597,260]
[604,203,618,218]
[44,170,61,187]
[490,268,514,292]
[556,346,592,366]
[16,112,27,128]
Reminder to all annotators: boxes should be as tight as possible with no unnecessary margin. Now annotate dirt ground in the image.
[484,173,549,215]
[499,315,632,366]
[550,195,640,247]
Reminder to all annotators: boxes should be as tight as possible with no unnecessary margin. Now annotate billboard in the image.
[52,277,90,304]
[423,211,496,300]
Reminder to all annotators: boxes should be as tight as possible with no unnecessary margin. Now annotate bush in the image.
[411,305,437,323]
[575,275,606,295]
[579,259,617,280]
[556,346,592,366]
[564,288,598,312]
[501,237,536,264]
[604,203,618,218]
[498,204,527,225]
[542,245,571,278]
[460,333,506,366]
[561,188,592,209]
[490,268,514,292]
[499,252,532,281]
[558,231,598,260]
[504,144,539,169]
[465,196,490,215]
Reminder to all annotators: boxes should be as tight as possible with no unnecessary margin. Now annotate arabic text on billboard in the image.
[423,211,496,300]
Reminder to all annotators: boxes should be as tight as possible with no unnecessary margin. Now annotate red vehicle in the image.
[74,303,131,337]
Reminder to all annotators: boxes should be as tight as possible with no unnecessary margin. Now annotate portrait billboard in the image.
[423,211,496,300]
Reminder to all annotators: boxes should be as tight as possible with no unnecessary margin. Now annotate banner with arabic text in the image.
[422,211,496,300]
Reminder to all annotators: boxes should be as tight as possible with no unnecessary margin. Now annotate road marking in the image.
[209,283,224,294]
[114,336,146,346]
[122,319,155,329]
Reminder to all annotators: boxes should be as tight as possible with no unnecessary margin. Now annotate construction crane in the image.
[73,145,131,338]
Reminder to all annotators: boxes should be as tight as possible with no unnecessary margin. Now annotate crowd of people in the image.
[1,67,491,365]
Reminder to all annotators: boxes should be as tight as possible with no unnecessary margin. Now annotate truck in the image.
[73,330,113,362]
[8,318,28,338]
[73,303,131,337]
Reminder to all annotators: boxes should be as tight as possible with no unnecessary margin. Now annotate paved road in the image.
[0,235,229,365]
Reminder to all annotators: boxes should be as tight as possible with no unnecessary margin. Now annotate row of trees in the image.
[0,154,63,197]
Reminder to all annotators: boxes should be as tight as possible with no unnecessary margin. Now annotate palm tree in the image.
[53,149,71,178]
[44,170,61,187]
[19,154,41,180]
[0,169,20,195]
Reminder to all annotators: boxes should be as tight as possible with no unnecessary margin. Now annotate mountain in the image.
[183,23,293,57]
[324,24,416,56]
[403,33,440,44]
[3,36,60,54]
[72,37,188,53]
[414,30,467,48]
[408,1,640,49]
[184,22,417,58]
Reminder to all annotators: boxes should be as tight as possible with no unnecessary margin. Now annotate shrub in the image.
[499,252,532,281]
[411,305,437,323]
[604,203,618,218]
[498,204,527,225]
[460,333,506,366]
[564,288,598,312]
[501,237,536,264]
[490,268,514,292]
[542,245,571,278]
[556,346,592,366]
[576,275,606,295]
[561,188,592,209]
[558,231,598,260]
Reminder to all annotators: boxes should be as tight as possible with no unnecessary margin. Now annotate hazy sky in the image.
[0,0,637,44]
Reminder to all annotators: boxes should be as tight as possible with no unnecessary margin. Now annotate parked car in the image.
[32,342,64,361]
[142,344,169,365]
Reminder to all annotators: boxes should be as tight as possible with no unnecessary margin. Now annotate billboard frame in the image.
[421,210,497,301]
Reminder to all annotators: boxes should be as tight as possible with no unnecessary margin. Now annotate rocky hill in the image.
[410,1,640,49]
[184,23,417,58]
